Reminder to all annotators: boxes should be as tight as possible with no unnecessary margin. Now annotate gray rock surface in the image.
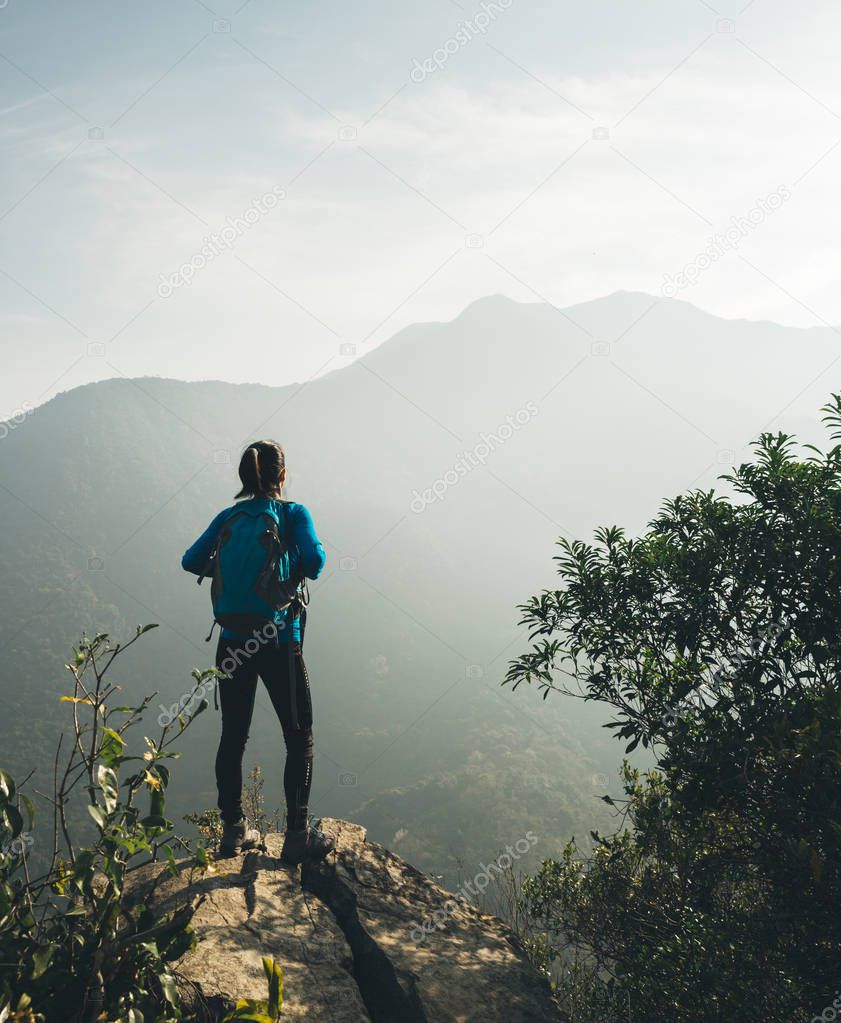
[129,818,564,1022]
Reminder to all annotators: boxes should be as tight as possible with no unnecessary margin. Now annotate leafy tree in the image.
[507,396,841,1022]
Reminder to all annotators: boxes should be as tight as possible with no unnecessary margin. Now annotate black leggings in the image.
[215,636,313,830]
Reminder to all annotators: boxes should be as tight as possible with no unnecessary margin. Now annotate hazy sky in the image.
[1,0,840,414]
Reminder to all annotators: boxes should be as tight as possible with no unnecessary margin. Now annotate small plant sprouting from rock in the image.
[221,956,283,1023]
[242,765,283,837]
[183,807,224,848]
[185,766,282,856]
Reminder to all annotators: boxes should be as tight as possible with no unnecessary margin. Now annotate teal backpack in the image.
[197,501,306,641]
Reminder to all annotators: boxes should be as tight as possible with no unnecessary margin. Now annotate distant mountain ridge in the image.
[0,290,834,884]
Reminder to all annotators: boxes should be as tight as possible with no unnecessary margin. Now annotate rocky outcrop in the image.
[129,818,564,1022]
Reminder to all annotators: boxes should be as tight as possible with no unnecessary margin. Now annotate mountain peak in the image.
[455,289,667,326]
[462,292,523,310]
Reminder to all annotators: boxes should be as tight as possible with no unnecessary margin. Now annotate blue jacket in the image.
[182,498,326,644]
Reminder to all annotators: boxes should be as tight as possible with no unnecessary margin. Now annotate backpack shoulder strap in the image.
[268,499,293,540]
[197,508,243,585]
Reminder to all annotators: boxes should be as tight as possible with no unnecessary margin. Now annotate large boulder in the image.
[128,818,565,1022]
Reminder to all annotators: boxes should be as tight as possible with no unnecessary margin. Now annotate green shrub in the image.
[0,626,227,1023]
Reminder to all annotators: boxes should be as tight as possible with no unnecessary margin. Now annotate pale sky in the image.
[1,0,840,415]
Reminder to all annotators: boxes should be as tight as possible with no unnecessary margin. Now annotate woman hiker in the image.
[182,439,334,864]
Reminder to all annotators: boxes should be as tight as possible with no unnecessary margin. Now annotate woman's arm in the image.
[289,503,326,580]
[181,507,231,575]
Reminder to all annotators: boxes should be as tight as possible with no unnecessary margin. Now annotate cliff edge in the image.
[127,818,565,1022]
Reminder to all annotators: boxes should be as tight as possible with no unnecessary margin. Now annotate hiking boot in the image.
[280,822,335,866]
[219,817,261,857]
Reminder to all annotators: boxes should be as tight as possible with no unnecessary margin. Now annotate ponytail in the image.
[250,446,263,493]
[235,440,285,499]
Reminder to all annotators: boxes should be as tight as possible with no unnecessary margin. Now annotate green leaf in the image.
[99,727,126,768]
[159,972,179,1007]
[161,842,178,877]
[140,814,169,830]
[0,768,15,803]
[188,698,209,721]
[222,999,273,1023]
[3,804,23,838]
[31,945,54,979]
[71,849,95,890]
[149,784,166,820]
[87,804,106,830]
[96,764,119,814]
[115,830,144,854]
[20,794,35,831]
[138,623,159,634]
[0,883,12,921]
[262,956,283,1018]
